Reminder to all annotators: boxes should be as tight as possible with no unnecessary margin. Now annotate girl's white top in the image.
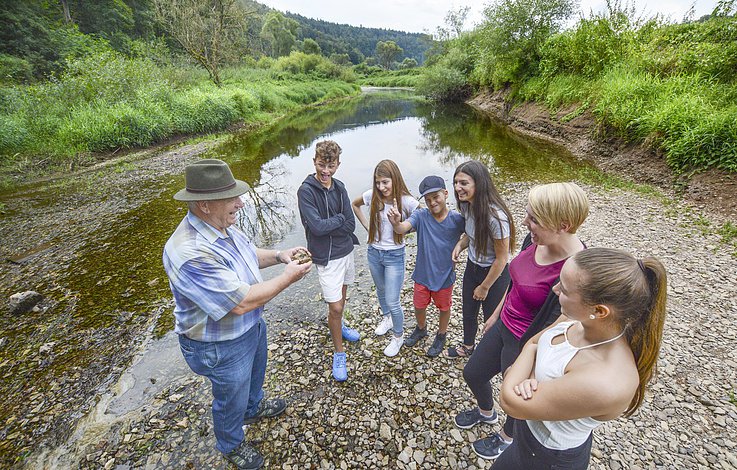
[527,321,616,450]
[362,190,419,250]
[460,204,510,267]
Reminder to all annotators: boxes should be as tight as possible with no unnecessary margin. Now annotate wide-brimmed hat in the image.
[419,175,446,197]
[173,159,249,201]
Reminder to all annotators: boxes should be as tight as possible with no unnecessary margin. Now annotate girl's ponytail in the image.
[623,257,667,416]
[573,248,668,416]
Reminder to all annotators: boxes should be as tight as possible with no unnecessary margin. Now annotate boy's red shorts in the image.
[413,282,453,311]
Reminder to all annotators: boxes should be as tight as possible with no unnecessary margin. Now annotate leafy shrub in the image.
[472,0,577,87]
[0,54,33,85]
[416,65,471,102]
[539,16,635,79]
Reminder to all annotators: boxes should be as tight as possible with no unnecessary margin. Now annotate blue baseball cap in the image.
[419,175,446,197]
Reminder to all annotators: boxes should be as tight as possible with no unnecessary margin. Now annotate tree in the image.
[478,0,577,86]
[153,0,248,86]
[60,0,72,24]
[375,40,402,69]
[399,57,418,69]
[260,11,299,57]
[435,6,471,40]
[302,37,321,55]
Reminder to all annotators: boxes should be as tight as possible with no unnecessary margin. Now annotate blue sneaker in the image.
[332,352,347,381]
[341,323,361,342]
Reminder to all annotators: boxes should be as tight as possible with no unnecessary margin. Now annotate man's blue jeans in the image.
[367,246,406,335]
[179,317,267,454]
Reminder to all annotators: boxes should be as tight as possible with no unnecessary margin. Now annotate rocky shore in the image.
[58,184,737,469]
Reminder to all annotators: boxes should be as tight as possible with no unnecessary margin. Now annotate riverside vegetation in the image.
[417,0,737,175]
[0,46,359,188]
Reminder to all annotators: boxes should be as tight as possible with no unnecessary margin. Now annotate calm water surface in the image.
[3,89,597,463]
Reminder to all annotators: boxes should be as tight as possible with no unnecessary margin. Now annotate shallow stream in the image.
[0,89,594,467]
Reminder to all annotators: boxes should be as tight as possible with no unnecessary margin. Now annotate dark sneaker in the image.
[426,333,446,357]
[454,408,499,429]
[244,397,287,424]
[444,343,474,358]
[404,326,428,347]
[224,440,264,469]
[472,433,512,460]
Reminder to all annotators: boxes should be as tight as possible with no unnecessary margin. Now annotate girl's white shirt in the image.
[362,190,419,250]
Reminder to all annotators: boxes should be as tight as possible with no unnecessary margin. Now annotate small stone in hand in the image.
[291,249,312,265]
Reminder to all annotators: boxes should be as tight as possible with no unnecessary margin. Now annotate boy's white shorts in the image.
[316,251,355,303]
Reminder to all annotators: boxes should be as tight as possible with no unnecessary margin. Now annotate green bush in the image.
[0,48,359,182]
[0,54,33,85]
[539,16,635,79]
[416,65,471,102]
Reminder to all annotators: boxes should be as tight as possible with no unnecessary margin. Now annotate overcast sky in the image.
[259,0,719,34]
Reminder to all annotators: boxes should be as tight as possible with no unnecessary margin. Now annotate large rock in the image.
[8,291,43,315]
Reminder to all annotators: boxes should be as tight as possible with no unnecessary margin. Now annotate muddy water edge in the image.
[0,88,732,468]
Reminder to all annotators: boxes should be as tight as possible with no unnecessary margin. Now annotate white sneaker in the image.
[383,335,404,357]
[374,315,393,336]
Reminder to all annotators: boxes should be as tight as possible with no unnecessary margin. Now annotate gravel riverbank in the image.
[57,183,737,470]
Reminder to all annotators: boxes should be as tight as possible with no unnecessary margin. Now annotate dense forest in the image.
[417,0,737,174]
[284,12,431,64]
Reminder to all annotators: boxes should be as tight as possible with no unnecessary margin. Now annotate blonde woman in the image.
[456,182,590,461]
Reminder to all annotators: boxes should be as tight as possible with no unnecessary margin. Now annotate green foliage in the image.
[302,38,322,55]
[424,1,737,172]
[357,69,422,87]
[0,45,359,184]
[539,15,636,79]
[416,65,471,102]
[718,222,737,244]
[273,52,356,81]
[417,31,479,102]
[284,11,430,65]
[399,58,418,70]
[473,0,577,87]
[0,54,33,85]
[261,11,299,58]
[375,41,404,69]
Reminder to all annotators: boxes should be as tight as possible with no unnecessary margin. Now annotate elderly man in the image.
[163,159,311,469]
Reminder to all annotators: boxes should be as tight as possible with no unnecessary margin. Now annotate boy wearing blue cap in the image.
[387,175,465,356]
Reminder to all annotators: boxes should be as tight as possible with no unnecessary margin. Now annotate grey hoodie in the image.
[297,174,359,266]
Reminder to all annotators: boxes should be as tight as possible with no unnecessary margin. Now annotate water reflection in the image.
[235,162,293,246]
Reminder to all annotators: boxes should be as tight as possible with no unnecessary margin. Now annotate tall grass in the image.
[0,49,359,185]
[423,4,737,173]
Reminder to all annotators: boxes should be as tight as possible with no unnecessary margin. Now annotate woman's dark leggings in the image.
[461,261,510,346]
[492,420,593,469]
[463,319,520,437]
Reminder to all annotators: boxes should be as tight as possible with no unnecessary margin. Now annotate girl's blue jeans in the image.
[367,245,406,335]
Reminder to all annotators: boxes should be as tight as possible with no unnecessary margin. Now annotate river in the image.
[0,88,594,468]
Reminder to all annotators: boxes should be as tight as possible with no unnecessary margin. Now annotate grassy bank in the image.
[0,50,359,189]
[418,4,737,174]
[356,68,422,87]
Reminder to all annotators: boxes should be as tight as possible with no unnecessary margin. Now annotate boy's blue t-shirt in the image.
[408,208,465,291]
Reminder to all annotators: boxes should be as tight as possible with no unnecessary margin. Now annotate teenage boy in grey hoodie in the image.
[297,140,361,381]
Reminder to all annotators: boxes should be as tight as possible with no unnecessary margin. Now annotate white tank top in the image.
[527,321,622,450]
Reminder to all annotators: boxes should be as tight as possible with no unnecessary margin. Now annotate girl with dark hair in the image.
[446,160,516,358]
[494,248,667,469]
[352,160,419,357]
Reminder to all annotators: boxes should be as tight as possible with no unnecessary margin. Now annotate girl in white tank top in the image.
[492,248,668,469]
